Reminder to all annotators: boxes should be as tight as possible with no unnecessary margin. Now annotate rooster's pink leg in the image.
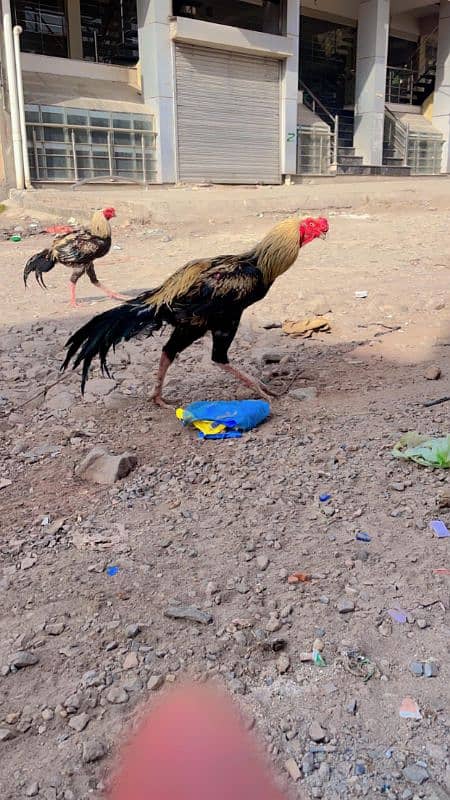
[85,262,128,301]
[217,363,276,401]
[151,352,172,408]
[69,282,81,309]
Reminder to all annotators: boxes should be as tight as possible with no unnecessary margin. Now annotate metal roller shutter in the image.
[175,44,281,184]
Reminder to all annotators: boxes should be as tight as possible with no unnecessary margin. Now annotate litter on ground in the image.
[392,432,450,468]
[282,316,331,337]
[176,400,270,439]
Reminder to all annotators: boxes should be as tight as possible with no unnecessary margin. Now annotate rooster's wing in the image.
[52,229,110,266]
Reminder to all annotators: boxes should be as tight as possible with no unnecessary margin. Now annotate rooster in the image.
[62,216,328,406]
[23,207,127,308]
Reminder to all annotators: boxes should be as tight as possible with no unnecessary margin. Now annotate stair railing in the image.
[299,79,339,168]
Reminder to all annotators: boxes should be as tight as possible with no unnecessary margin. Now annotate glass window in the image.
[80,0,138,65]
[11,0,68,57]
[173,0,283,35]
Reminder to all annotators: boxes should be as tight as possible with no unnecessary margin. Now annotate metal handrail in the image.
[299,79,339,168]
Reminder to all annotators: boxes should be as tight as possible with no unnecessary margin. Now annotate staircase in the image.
[412,63,436,105]
[386,26,438,106]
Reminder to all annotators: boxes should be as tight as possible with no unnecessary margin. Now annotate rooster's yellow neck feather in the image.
[254,217,300,286]
[90,210,111,239]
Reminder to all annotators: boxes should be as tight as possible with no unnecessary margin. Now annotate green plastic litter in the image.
[392,432,450,469]
[312,649,327,667]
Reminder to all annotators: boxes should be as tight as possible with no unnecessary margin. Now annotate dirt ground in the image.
[0,180,449,800]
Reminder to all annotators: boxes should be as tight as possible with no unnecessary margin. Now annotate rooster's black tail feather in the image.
[23,249,56,289]
[62,299,162,393]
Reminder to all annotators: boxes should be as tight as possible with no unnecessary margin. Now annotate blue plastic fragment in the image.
[181,400,270,440]
[106,566,119,577]
[430,519,450,538]
[356,532,372,542]
[319,493,332,502]
[355,763,366,776]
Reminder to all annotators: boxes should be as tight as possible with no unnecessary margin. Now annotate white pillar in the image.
[433,2,450,173]
[137,0,176,183]
[354,0,389,165]
[281,0,300,176]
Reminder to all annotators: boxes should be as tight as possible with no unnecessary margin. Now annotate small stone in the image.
[289,387,318,401]
[82,739,107,764]
[337,598,355,614]
[402,765,429,785]
[123,652,139,670]
[75,447,137,485]
[389,482,405,492]
[25,782,39,797]
[42,708,54,721]
[284,758,301,782]
[409,661,424,677]
[125,624,141,639]
[424,660,439,678]
[147,675,164,691]
[107,686,129,704]
[46,623,65,636]
[309,721,326,743]
[68,713,89,732]
[0,726,16,742]
[313,638,324,652]
[20,556,37,570]
[9,651,39,669]
[302,752,315,776]
[206,581,219,596]
[424,366,441,380]
[276,654,290,674]
[416,618,428,629]
[256,555,269,571]
[346,699,358,715]
[165,605,212,625]
[378,619,392,637]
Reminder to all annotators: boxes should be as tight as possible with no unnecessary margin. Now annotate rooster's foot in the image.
[152,394,173,409]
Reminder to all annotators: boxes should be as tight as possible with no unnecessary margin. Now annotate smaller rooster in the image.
[23,207,127,308]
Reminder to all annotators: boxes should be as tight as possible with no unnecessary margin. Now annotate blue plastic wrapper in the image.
[179,400,271,439]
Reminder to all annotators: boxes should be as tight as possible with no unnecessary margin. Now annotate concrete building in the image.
[0,0,449,190]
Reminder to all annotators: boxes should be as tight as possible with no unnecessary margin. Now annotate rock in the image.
[123,652,139,670]
[256,555,269,571]
[260,351,283,365]
[0,726,16,742]
[284,758,301,782]
[424,660,439,678]
[25,782,39,797]
[389,482,405,492]
[45,623,65,636]
[313,638,324,652]
[147,675,165,691]
[424,366,441,380]
[20,556,37,570]
[409,661,424,677]
[164,605,213,625]
[346,699,358,715]
[337,598,355,614]
[9,651,39,669]
[75,447,138,485]
[0,478,12,490]
[68,713,90,733]
[276,654,290,674]
[45,391,74,411]
[289,387,318,401]
[302,752,315,776]
[82,739,107,764]
[402,765,429,785]
[106,687,128,704]
[125,624,141,639]
[309,721,326,743]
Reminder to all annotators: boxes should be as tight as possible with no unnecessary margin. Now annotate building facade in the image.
[0,0,449,189]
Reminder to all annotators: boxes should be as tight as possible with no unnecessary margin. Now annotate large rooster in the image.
[23,207,127,307]
[62,216,328,406]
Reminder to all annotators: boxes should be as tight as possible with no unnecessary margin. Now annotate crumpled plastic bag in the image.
[282,316,331,338]
[176,400,270,440]
[392,432,450,468]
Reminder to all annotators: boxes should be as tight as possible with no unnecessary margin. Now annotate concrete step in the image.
[337,165,412,177]
[384,157,405,166]
[338,155,364,166]
[337,147,356,157]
